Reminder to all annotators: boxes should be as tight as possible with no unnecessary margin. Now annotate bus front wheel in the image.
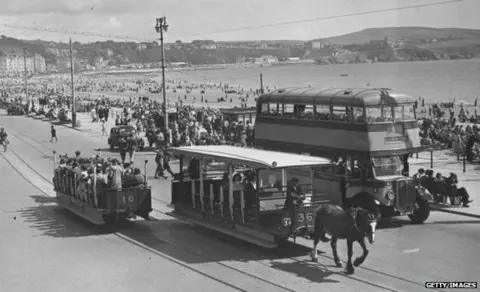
[408,199,430,224]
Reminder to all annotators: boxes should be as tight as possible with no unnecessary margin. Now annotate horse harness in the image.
[348,207,360,232]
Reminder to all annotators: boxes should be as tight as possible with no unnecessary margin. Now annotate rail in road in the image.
[1,125,451,291]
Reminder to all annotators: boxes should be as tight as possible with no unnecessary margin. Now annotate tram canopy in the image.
[169,145,332,169]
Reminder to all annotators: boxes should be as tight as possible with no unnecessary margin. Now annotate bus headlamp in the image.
[386,190,395,200]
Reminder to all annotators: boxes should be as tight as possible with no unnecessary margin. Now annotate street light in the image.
[155,17,169,144]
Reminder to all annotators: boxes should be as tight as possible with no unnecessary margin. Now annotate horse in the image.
[310,204,377,275]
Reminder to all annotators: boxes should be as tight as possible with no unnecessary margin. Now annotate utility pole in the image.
[69,38,76,127]
[260,73,264,94]
[155,17,169,143]
[23,48,29,114]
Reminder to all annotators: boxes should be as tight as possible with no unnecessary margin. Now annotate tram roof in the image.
[170,145,332,169]
[219,107,256,114]
[257,87,416,107]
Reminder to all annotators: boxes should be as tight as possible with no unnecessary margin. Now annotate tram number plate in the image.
[123,196,135,204]
[297,213,314,222]
[283,218,292,226]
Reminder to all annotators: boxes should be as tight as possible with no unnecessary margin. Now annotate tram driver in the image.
[284,178,305,216]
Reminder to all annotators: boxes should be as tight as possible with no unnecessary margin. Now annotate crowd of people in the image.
[53,151,147,207]
[413,168,473,207]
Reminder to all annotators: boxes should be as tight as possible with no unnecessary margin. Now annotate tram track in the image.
[3,128,444,292]
[1,131,299,292]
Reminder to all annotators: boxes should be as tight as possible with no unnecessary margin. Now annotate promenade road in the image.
[0,154,253,292]
[1,112,480,291]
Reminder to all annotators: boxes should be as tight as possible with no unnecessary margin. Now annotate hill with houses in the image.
[1,26,480,72]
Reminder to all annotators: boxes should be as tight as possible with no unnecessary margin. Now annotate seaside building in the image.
[0,53,46,76]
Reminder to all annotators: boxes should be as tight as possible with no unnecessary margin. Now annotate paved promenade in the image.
[36,110,480,219]
[1,110,480,291]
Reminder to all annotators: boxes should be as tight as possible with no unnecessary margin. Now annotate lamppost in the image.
[155,17,169,143]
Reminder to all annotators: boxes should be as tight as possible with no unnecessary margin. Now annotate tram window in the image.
[394,106,404,121]
[315,105,331,120]
[381,106,394,122]
[352,107,365,123]
[282,103,295,118]
[268,103,279,116]
[403,105,416,120]
[331,106,347,122]
[298,104,315,120]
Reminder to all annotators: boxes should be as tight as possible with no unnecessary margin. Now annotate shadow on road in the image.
[377,217,407,229]
[427,220,480,225]
[270,260,339,283]
[19,195,105,238]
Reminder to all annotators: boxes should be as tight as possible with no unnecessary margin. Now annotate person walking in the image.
[101,120,107,136]
[118,136,127,164]
[154,149,165,179]
[162,146,175,178]
[50,125,58,143]
[126,133,137,164]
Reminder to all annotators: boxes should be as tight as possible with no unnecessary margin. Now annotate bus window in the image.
[331,106,347,122]
[298,104,315,120]
[269,103,279,116]
[353,107,365,123]
[372,156,403,177]
[315,105,330,120]
[282,103,295,118]
[366,107,393,123]
[259,103,269,116]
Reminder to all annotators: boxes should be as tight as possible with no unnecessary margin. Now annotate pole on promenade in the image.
[260,73,264,94]
[23,48,29,114]
[69,38,76,128]
[155,17,169,143]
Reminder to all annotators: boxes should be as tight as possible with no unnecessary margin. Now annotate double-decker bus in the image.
[254,87,432,223]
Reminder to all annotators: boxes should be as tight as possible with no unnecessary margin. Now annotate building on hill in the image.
[137,43,147,51]
[0,53,46,76]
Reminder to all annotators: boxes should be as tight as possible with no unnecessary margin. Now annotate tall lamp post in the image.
[155,17,169,143]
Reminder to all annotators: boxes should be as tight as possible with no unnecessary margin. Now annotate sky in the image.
[0,0,478,43]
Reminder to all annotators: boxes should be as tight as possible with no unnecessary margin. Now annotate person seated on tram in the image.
[433,172,448,203]
[188,156,200,180]
[107,159,124,191]
[123,168,145,188]
[74,150,82,161]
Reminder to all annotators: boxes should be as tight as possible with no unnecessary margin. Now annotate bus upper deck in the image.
[255,87,422,157]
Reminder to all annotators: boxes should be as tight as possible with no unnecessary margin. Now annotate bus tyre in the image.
[408,199,430,224]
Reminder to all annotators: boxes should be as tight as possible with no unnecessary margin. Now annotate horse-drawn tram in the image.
[52,154,152,224]
[255,87,433,223]
[168,145,333,248]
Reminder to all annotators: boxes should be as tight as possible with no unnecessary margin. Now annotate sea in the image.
[163,59,480,105]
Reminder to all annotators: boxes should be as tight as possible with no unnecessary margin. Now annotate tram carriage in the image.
[169,145,333,248]
[52,153,152,224]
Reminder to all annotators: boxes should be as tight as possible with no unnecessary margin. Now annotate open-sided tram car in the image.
[169,145,333,248]
[52,156,152,224]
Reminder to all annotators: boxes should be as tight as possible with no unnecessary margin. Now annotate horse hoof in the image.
[311,257,318,263]
[335,261,342,268]
[346,266,355,275]
[353,258,363,267]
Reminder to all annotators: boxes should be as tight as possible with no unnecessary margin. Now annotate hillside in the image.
[1,26,479,70]
[312,27,480,45]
